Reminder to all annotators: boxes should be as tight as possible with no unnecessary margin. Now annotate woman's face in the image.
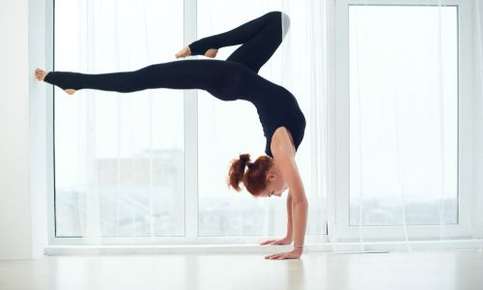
[262,164,288,198]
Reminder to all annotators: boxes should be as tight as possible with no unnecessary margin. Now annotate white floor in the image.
[1,250,482,290]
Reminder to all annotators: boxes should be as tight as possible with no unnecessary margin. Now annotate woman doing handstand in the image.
[34,11,308,260]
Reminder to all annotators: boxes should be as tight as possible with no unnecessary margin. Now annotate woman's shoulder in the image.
[270,126,296,157]
[270,127,306,199]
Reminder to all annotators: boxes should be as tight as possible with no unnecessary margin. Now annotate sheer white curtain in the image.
[348,3,458,250]
[279,0,329,240]
[53,0,483,250]
[54,0,186,241]
[347,0,483,251]
[54,0,330,243]
[196,1,329,238]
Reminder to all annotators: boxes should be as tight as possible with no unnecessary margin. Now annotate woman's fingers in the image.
[265,253,285,260]
[265,251,283,259]
[265,250,301,260]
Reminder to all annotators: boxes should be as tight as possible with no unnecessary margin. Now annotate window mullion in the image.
[183,0,199,240]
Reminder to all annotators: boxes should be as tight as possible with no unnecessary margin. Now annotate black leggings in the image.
[44,11,289,96]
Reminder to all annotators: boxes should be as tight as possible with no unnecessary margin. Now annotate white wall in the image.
[0,0,49,259]
[0,0,32,260]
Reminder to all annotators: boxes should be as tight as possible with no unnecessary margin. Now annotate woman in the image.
[34,11,308,260]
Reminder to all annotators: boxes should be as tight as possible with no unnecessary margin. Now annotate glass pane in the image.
[196,3,286,236]
[196,3,328,237]
[349,6,458,226]
[54,0,185,237]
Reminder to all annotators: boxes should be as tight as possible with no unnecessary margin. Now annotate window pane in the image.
[349,6,458,226]
[54,0,185,237]
[196,4,329,237]
[196,4,289,236]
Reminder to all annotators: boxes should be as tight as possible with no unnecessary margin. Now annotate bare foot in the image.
[204,48,218,58]
[175,46,218,58]
[34,68,47,81]
[175,46,191,58]
[34,67,77,95]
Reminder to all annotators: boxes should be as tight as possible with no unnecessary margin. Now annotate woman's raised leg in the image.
[37,60,222,94]
[183,10,289,70]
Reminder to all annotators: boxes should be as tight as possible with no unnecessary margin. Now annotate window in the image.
[196,3,285,237]
[53,0,185,237]
[195,4,328,238]
[52,0,326,243]
[51,0,471,244]
[334,0,472,240]
[349,5,458,226]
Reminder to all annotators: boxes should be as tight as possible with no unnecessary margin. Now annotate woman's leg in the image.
[225,11,289,73]
[42,60,220,93]
[188,11,289,72]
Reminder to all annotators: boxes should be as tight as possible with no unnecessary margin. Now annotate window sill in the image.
[44,239,483,256]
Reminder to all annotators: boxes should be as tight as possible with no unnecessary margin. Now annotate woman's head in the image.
[227,153,288,198]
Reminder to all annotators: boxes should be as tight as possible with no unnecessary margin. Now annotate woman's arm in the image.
[264,127,309,260]
[287,160,308,252]
[291,187,308,250]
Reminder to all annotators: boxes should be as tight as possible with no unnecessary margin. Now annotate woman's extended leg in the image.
[187,11,290,73]
[37,59,228,94]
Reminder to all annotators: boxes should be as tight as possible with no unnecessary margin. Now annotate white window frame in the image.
[332,0,475,241]
[45,0,328,246]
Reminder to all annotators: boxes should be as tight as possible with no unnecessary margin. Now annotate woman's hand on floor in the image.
[264,248,303,260]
